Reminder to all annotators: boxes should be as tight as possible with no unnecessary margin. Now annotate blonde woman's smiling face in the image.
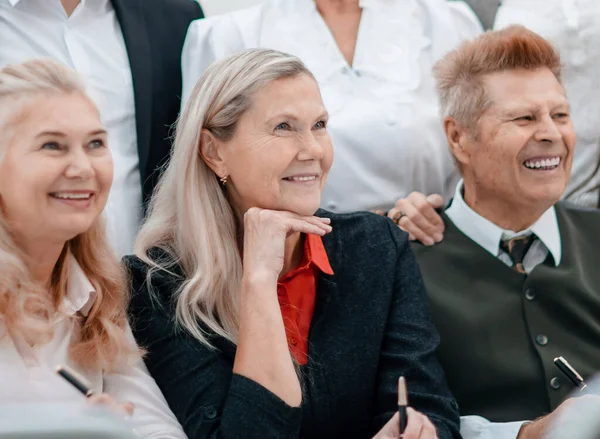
[0,92,113,245]
[213,73,334,216]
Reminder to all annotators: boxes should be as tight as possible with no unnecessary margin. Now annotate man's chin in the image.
[522,186,565,207]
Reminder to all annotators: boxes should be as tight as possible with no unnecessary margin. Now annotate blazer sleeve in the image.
[373,223,461,439]
[124,256,302,439]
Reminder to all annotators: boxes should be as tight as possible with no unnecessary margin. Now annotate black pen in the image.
[56,365,95,397]
[398,376,408,436]
[553,356,587,390]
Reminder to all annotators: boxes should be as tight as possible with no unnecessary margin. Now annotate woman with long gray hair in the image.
[126,49,459,439]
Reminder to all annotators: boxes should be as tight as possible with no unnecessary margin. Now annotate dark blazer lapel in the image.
[311,215,341,331]
[112,0,153,176]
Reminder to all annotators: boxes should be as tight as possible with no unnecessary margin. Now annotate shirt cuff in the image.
[461,415,526,439]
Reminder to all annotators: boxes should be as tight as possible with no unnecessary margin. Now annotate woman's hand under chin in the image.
[373,409,438,439]
[241,207,332,283]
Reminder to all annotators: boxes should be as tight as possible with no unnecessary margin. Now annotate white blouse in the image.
[495,0,600,207]
[0,256,186,439]
[181,0,483,212]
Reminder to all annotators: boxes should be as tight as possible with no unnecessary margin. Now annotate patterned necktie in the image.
[500,235,535,274]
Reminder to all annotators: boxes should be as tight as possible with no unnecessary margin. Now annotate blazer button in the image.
[525,288,536,300]
[550,377,561,390]
[535,334,549,346]
[204,406,217,419]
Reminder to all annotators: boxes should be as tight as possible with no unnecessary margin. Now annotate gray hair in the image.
[135,49,314,347]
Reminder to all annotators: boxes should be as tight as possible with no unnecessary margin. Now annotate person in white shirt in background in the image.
[181,0,482,214]
[0,59,186,438]
[0,0,202,257]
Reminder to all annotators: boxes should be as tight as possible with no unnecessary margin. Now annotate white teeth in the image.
[52,192,92,199]
[524,157,561,169]
[288,176,317,182]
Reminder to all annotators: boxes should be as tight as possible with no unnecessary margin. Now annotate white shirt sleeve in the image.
[461,415,526,439]
[181,17,219,106]
[102,327,187,439]
[181,6,261,107]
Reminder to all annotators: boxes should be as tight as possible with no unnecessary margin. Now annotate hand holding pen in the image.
[56,365,135,417]
[517,357,591,439]
[371,376,438,439]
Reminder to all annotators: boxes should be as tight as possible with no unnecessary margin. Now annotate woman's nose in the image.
[297,134,325,161]
[64,149,94,179]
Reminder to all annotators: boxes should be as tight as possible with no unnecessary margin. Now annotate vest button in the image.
[550,377,561,390]
[204,406,217,419]
[535,334,549,346]
[525,288,536,300]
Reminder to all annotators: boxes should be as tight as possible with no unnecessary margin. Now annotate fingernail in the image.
[434,233,443,242]
[424,238,435,246]
[319,217,331,224]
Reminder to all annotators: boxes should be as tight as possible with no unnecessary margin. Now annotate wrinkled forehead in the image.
[249,74,325,120]
[0,91,101,155]
[482,67,568,115]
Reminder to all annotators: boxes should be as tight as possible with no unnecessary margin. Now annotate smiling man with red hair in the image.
[407,25,600,439]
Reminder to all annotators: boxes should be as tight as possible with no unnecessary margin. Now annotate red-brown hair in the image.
[433,25,563,132]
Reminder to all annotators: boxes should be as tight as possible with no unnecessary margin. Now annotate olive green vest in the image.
[412,202,600,422]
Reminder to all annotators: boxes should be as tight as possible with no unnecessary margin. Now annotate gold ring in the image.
[392,211,407,224]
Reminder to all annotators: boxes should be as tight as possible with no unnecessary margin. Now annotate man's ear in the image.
[444,117,472,168]
[199,129,227,178]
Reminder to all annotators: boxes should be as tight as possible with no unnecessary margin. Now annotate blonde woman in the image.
[0,59,185,438]
[127,49,459,439]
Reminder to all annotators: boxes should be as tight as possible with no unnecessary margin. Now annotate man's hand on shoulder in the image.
[387,192,445,246]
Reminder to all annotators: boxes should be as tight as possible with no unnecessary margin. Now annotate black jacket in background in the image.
[125,210,461,439]
[112,0,203,206]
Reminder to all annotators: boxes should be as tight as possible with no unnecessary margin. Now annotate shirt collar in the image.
[7,0,97,9]
[288,0,374,15]
[446,180,562,266]
[280,234,334,282]
[305,234,334,276]
[62,255,97,317]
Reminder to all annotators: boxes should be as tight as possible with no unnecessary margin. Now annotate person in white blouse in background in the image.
[494,0,600,208]
[0,59,186,438]
[181,0,482,214]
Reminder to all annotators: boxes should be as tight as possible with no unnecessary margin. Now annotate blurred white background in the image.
[200,0,262,16]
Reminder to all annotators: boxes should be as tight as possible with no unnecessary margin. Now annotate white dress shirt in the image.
[0,255,186,438]
[446,180,562,273]
[494,0,600,207]
[181,0,483,212]
[0,0,142,256]
[445,180,562,439]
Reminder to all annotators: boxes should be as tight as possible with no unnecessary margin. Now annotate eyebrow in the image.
[35,129,107,138]
[501,102,570,118]
[266,110,329,124]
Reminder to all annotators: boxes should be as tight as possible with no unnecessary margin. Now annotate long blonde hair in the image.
[135,49,313,348]
[0,59,140,371]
